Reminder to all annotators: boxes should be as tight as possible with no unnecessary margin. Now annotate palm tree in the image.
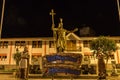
[13,48,21,77]
[90,36,117,79]
[13,48,21,66]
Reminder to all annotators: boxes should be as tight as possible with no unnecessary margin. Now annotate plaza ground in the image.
[0,73,120,80]
[0,74,97,80]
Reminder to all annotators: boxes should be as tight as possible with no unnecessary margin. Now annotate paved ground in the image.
[0,74,97,80]
[0,74,120,80]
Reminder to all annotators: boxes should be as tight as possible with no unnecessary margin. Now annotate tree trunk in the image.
[98,56,106,79]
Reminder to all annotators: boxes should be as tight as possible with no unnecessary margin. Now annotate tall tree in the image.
[13,48,21,78]
[90,36,117,79]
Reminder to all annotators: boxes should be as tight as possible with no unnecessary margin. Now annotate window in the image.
[38,41,42,48]
[15,41,26,48]
[21,41,26,47]
[32,41,42,48]
[0,56,7,61]
[49,41,54,48]
[66,40,77,51]
[83,40,91,47]
[83,40,89,47]
[0,41,8,48]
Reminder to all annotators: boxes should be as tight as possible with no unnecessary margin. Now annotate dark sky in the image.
[0,0,119,38]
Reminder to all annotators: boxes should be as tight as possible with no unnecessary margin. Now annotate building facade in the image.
[0,33,120,74]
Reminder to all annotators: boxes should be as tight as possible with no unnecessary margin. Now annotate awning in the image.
[0,53,7,56]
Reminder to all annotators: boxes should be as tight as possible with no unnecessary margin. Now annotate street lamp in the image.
[0,0,5,38]
[116,0,120,21]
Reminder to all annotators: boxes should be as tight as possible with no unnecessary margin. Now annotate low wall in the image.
[0,65,16,70]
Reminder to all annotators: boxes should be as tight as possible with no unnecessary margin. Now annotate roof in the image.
[66,33,81,40]
[0,37,54,41]
[1,33,120,41]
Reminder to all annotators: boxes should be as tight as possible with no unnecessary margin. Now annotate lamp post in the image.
[0,0,5,38]
[117,0,120,21]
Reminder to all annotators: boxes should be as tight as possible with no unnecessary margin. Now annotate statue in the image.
[52,18,71,52]
[111,61,118,76]
[19,46,29,79]
[50,9,78,53]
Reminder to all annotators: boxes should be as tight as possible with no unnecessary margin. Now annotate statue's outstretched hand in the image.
[70,28,78,33]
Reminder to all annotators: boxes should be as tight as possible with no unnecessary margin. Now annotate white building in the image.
[0,33,120,74]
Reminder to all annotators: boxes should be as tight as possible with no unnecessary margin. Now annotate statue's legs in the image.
[20,68,24,79]
[20,68,27,79]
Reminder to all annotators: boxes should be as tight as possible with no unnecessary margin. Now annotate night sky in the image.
[0,0,119,38]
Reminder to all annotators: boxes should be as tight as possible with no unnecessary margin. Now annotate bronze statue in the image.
[50,9,78,53]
